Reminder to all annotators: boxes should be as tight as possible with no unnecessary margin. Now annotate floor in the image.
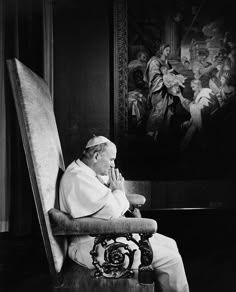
[0,208,235,292]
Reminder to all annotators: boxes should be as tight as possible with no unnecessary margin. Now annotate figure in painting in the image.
[212,71,236,131]
[227,43,236,73]
[177,59,195,100]
[177,79,219,151]
[192,48,220,88]
[183,60,191,70]
[127,50,149,133]
[144,43,184,144]
[160,65,186,89]
[209,47,232,95]
[212,70,236,157]
[216,71,236,107]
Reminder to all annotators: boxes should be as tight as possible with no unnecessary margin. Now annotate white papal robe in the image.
[59,159,189,292]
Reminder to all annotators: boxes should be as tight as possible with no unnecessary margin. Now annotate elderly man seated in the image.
[59,136,189,292]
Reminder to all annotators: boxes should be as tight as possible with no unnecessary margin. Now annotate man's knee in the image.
[152,248,184,269]
[153,252,189,292]
[167,237,179,251]
[165,249,183,267]
[150,233,179,253]
[169,250,183,266]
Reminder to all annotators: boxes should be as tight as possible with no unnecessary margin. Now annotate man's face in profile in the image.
[95,144,116,176]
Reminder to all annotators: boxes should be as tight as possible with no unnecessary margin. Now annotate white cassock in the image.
[59,159,189,292]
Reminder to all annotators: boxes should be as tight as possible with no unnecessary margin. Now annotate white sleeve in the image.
[60,170,130,220]
[94,189,130,220]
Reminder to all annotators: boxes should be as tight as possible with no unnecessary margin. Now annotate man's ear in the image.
[93,152,100,162]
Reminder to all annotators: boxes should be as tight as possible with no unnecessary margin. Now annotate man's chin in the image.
[100,171,109,176]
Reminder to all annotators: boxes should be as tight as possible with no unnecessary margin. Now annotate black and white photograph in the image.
[0,1,235,292]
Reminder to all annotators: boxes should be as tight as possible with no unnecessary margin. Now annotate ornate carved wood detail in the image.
[90,234,136,279]
[138,233,154,284]
[90,233,154,284]
[113,0,128,144]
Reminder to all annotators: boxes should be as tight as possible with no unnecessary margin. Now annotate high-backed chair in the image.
[7,58,157,292]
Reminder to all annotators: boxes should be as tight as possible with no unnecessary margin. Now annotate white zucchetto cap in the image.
[85,136,112,148]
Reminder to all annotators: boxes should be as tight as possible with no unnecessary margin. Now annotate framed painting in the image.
[113,0,236,180]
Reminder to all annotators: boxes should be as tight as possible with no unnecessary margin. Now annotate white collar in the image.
[71,159,97,177]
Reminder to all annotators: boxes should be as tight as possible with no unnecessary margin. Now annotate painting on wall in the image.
[114,0,236,180]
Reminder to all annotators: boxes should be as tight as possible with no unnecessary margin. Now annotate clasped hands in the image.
[108,167,125,192]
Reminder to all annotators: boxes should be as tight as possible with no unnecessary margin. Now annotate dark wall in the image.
[54,0,111,166]
[4,0,44,235]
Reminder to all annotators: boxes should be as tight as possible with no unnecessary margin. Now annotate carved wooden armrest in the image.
[48,208,157,235]
[48,208,157,284]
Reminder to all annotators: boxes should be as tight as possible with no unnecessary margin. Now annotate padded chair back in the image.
[7,58,67,278]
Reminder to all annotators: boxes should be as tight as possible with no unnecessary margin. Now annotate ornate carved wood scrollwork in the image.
[113,0,128,144]
[90,234,136,279]
[90,233,154,284]
[138,233,155,284]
